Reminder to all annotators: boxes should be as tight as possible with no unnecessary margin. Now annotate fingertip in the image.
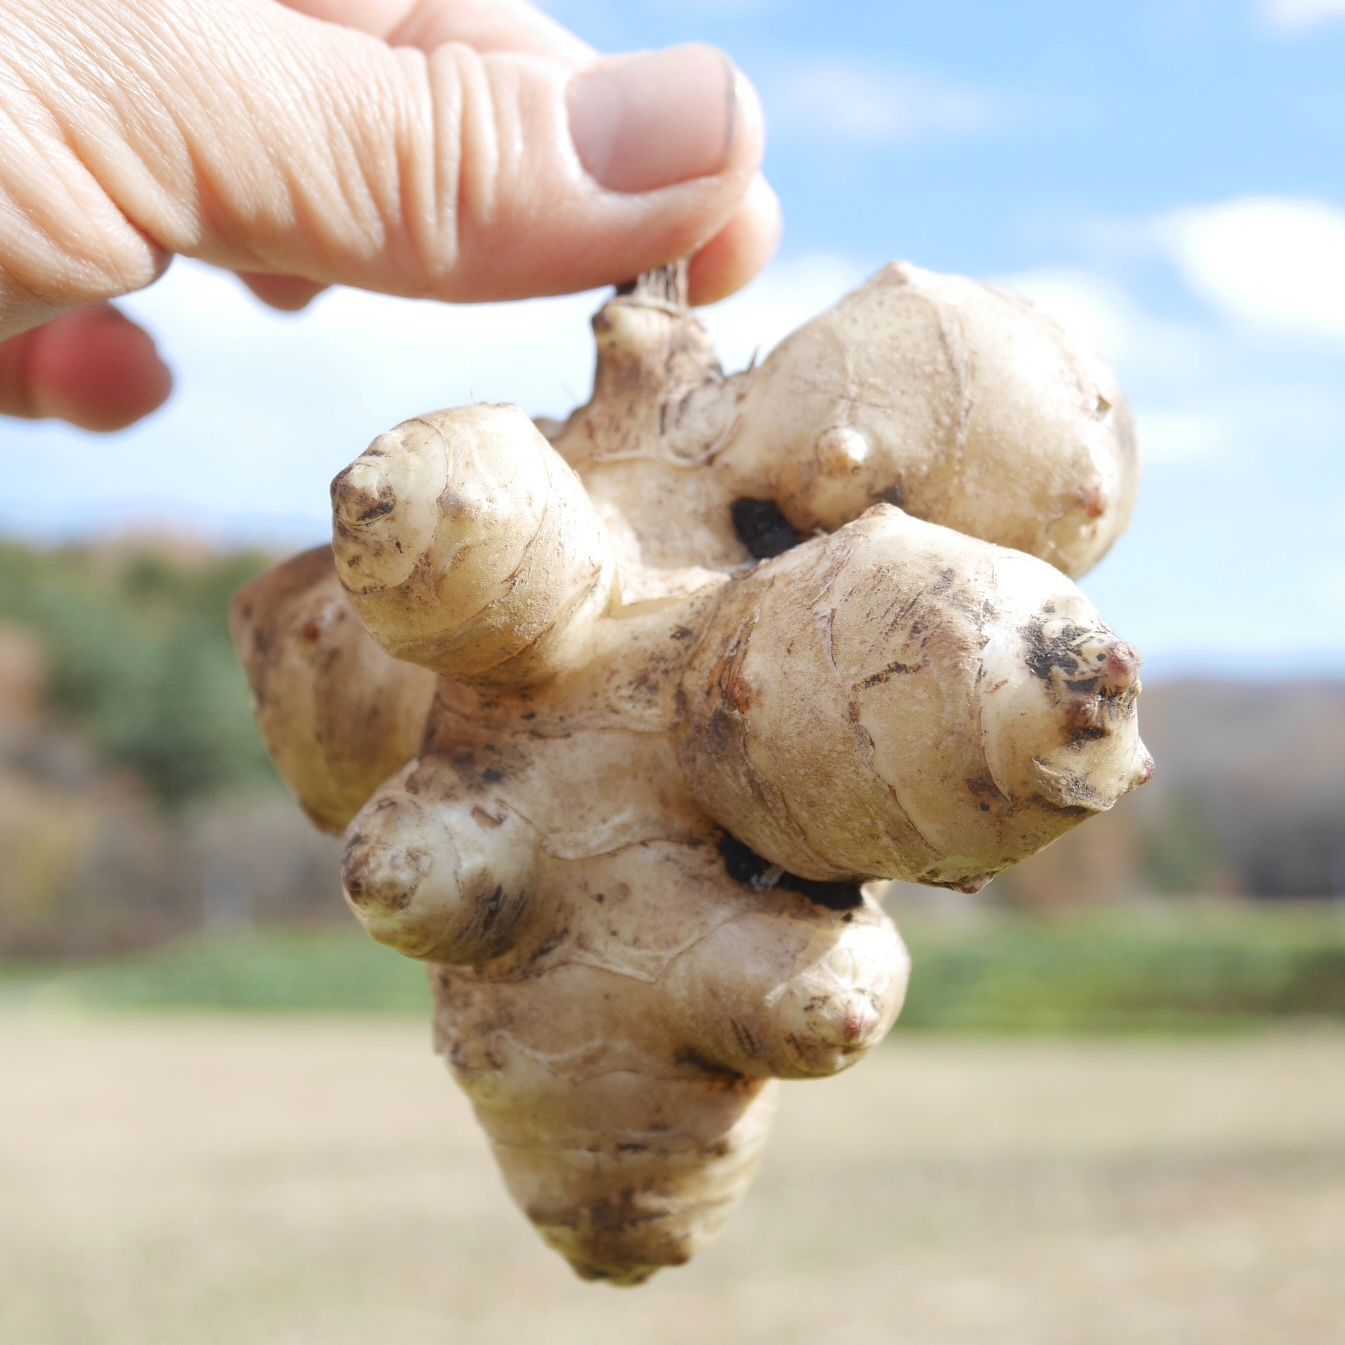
[239,272,329,312]
[688,174,782,306]
[29,307,172,432]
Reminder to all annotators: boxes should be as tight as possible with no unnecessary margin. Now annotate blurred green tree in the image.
[0,541,277,806]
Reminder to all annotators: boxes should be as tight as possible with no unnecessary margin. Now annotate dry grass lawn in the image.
[2,1013,1343,1345]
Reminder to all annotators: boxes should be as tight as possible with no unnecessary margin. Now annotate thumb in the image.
[40,1,764,303]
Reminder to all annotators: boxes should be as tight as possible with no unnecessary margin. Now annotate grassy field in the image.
[3,1013,1343,1345]
[7,903,1345,1031]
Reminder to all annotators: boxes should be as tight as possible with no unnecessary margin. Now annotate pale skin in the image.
[0,0,779,430]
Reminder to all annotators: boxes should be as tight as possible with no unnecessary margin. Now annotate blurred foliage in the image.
[897,907,1345,1031]
[2,926,429,1016]
[1,538,1343,967]
[1141,797,1224,895]
[0,541,277,805]
[6,907,1345,1033]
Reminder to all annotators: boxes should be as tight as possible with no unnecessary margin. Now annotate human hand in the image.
[0,0,777,430]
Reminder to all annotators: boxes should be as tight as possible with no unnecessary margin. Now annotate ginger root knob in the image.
[233,260,1149,1283]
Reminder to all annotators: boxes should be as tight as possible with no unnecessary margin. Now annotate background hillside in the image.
[1,534,1341,980]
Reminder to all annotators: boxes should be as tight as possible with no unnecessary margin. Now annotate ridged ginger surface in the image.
[233,261,1151,1285]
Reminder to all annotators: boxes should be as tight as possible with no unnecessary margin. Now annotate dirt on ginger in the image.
[232,261,1152,1285]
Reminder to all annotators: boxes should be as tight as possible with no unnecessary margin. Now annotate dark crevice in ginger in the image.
[718,833,863,911]
[730,498,804,561]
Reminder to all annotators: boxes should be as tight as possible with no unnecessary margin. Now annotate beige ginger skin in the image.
[232,261,1151,1285]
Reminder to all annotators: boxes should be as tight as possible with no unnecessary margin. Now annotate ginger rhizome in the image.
[232,261,1151,1285]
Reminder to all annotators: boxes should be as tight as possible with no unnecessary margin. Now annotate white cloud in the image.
[1309,561,1345,622]
[0,252,873,544]
[4,249,1340,672]
[765,61,1004,145]
[992,265,1222,374]
[0,263,603,544]
[1260,0,1345,31]
[991,267,1231,465]
[1129,408,1232,465]
[73,246,1315,539]
[1159,197,1345,339]
[991,268,1139,364]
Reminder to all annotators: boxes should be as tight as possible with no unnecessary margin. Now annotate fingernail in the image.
[568,44,738,193]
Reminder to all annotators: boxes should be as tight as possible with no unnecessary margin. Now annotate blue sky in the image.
[4,0,1343,678]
